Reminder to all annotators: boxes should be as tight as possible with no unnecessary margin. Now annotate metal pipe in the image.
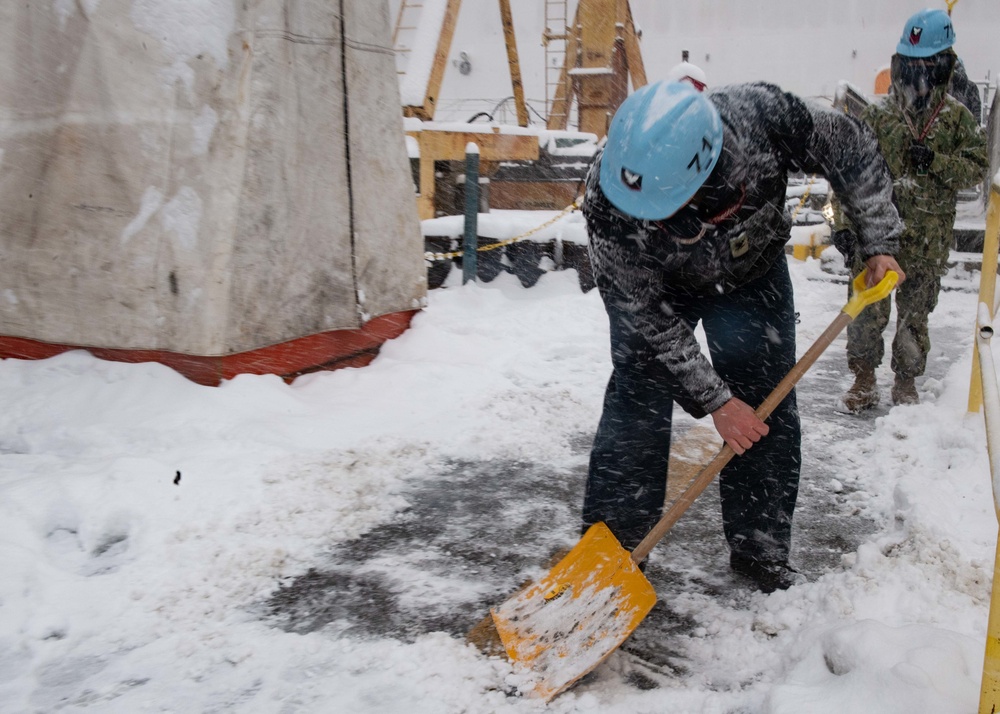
[978,294,1000,713]
[977,302,1000,504]
[462,143,480,284]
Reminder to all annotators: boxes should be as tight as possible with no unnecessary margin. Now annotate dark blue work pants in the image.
[583,258,802,562]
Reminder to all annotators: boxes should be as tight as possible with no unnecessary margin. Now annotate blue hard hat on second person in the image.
[896,8,956,58]
[598,81,722,220]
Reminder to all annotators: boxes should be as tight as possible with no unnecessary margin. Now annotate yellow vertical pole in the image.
[978,178,1000,714]
[970,186,1000,413]
[982,535,1000,712]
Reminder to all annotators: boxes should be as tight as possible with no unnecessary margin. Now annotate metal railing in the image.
[974,133,1000,713]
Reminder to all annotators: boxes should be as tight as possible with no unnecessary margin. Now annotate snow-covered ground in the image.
[0,249,997,713]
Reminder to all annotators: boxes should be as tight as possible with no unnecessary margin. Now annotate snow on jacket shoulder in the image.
[582,82,903,418]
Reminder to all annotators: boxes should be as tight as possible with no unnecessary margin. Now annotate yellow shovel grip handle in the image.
[844,269,899,319]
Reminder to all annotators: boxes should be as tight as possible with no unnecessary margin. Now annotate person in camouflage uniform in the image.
[834,8,988,411]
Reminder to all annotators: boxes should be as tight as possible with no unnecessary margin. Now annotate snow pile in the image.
[0,261,995,712]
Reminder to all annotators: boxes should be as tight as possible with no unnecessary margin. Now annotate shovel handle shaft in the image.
[632,269,899,564]
[630,311,854,564]
[630,270,896,564]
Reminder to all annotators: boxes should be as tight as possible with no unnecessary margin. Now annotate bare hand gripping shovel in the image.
[487,269,898,701]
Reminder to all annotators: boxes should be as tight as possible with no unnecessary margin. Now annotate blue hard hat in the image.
[896,8,956,58]
[599,81,723,220]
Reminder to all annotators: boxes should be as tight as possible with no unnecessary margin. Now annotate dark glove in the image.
[831,229,857,262]
[909,141,935,173]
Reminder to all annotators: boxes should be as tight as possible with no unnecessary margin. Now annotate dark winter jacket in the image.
[950,59,982,123]
[582,82,903,417]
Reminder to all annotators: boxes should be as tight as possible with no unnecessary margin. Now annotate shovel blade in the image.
[490,522,657,700]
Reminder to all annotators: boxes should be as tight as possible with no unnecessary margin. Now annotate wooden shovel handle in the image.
[630,310,854,564]
[629,270,896,563]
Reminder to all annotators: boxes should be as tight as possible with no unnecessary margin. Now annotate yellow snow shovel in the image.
[489,268,898,701]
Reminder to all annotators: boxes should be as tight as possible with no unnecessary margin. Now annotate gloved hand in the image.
[831,229,857,262]
[909,142,935,173]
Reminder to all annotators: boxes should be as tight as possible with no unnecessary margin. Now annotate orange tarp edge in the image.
[0,310,418,386]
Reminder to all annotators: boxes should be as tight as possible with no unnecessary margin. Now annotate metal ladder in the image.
[392,0,424,75]
[543,0,570,123]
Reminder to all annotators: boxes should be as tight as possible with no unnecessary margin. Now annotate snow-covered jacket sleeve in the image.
[583,174,732,418]
[782,96,904,260]
[601,262,732,418]
[950,59,983,122]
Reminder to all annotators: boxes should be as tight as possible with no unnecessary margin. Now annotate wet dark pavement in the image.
[263,272,966,679]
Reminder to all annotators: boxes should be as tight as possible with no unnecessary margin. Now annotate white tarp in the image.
[0,0,424,356]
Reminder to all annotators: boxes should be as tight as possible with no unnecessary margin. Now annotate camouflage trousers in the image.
[846,260,943,378]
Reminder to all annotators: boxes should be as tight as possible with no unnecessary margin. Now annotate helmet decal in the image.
[621,168,643,191]
[896,9,956,58]
[687,136,715,172]
[598,81,723,219]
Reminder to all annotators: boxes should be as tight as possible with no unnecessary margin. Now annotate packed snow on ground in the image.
[0,250,996,713]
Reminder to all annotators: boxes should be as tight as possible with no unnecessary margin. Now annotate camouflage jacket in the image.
[840,83,988,265]
[583,82,903,417]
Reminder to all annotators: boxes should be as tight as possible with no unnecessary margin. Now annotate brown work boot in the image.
[843,368,879,413]
[892,375,919,405]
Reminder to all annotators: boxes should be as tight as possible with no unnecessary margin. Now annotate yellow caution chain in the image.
[789,175,817,223]
[424,200,581,262]
[427,180,817,264]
